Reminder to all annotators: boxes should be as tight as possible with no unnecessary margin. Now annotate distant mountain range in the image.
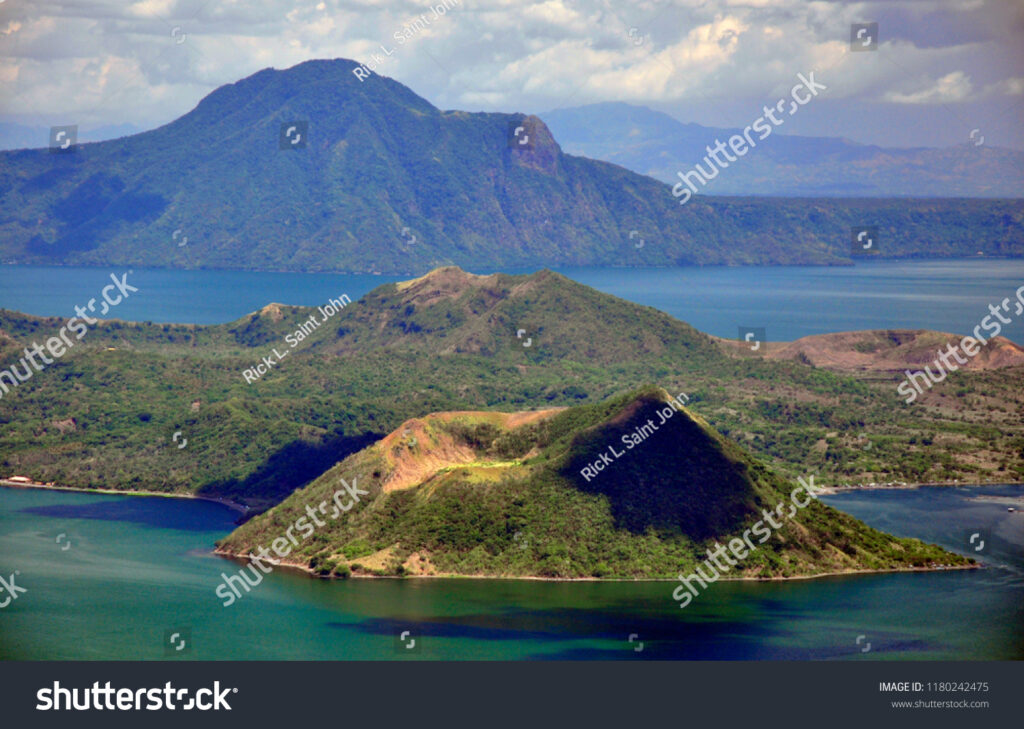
[542,102,1024,198]
[0,59,1021,274]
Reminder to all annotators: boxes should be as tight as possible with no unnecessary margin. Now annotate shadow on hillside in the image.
[559,398,761,540]
[196,431,382,516]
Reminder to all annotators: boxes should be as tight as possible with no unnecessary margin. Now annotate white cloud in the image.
[127,0,176,19]
[884,70,973,104]
[984,76,1024,96]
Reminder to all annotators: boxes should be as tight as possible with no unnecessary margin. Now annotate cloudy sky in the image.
[1,0,1022,149]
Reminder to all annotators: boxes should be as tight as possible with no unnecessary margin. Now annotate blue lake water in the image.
[2,259,1022,343]
[1,484,1021,660]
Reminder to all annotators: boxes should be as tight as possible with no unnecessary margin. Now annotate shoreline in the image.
[7,475,1018,509]
[213,547,979,584]
[812,479,1024,495]
[0,479,250,515]
[6,477,1007,584]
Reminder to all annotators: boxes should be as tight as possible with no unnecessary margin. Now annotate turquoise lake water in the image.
[1,484,1020,660]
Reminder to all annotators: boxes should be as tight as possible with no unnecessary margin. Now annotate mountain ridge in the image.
[216,386,972,580]
[3,266,1023,508]
[1,59,1021,273]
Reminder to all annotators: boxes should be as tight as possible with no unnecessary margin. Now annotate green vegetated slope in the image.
[2,267,1022,509]
[218,387,969,579]
[0,58,1021,274]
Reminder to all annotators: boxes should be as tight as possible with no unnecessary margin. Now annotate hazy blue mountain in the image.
[542,102,1024,198]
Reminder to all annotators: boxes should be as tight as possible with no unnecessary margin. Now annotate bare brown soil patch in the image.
[377,408,562,493]
[714,330,1024,372]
